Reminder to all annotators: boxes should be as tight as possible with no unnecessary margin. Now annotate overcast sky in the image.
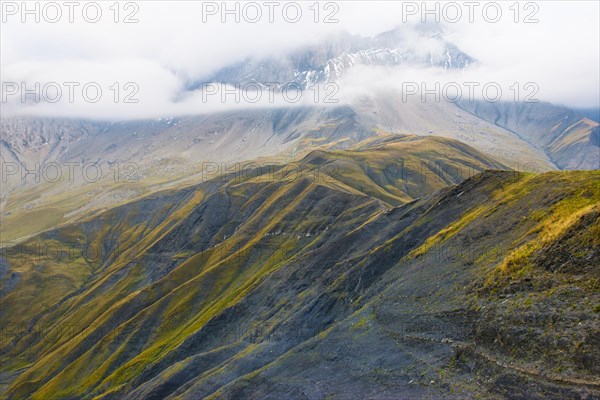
[1,0,598,119]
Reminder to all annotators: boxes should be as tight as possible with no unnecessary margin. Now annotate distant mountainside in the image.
[458,101,600,170]
[1,145,598,398]
[4,93,599,242]
[573,108,600,123]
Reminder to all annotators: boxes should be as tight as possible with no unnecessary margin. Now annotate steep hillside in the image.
[0,134,503,341]
[1,140,598,399]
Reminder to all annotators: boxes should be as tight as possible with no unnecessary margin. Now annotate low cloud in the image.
[1,1,598,119]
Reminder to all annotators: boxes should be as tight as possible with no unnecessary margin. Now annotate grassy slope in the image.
[1,137,597,399]
[206,171,599,400]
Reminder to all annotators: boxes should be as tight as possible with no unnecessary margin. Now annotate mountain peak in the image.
[194,25,473,91]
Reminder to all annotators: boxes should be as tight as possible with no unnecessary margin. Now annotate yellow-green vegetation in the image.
[486,172,599,285]
[1,139,597,399]
[410,205,487,259]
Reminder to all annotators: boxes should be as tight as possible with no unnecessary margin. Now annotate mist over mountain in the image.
[197,26,473,90]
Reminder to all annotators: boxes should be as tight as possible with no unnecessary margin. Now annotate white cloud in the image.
[1,1,598,119]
